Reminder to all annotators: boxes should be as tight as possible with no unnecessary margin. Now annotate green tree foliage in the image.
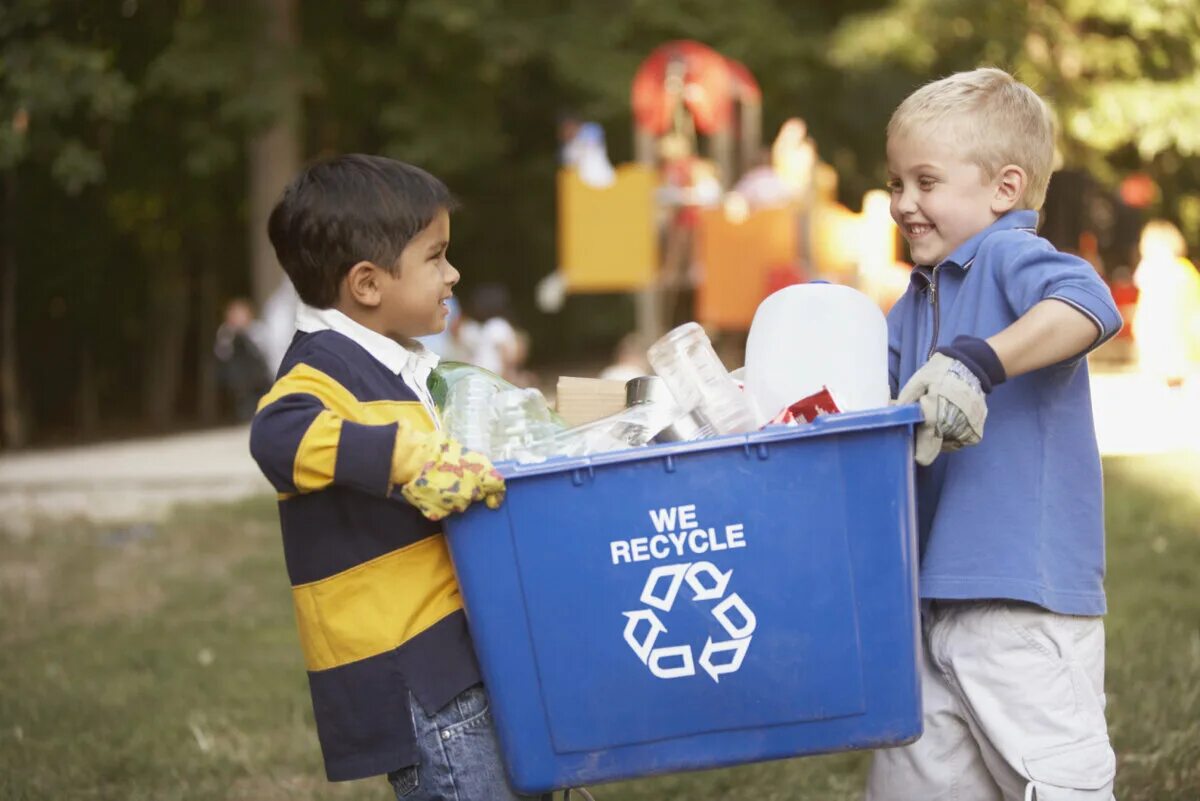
[3,0,1197,445]
[0,0,134,190]
[1,0,136,446]
[826,0,1200,238]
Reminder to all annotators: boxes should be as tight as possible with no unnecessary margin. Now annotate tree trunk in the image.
[142,259,188,429]
[0,171,24,448]
[247,0,301,309]
[78,343,99,436]
[195,253,218,425]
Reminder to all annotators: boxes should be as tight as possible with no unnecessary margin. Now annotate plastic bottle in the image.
[442,371,501,454]
[743,283,890,424]
[546,401,680,458]
[646,322,758,435]
[489,388,564,462]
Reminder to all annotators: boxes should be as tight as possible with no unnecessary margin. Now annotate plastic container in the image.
[436,363,569,459]
[490,388,565,463]
[441,371,498,454]
[647,323,757,435]
[743,284,891,425]
[444,405,924,794]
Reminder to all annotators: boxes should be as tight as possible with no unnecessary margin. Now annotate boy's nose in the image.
[445,261,460,286]
[893,188,917,216]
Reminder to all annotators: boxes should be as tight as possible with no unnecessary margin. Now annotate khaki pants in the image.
[867,600,1116,800]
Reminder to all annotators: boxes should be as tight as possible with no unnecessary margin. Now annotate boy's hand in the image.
[397,437,506,522]
[898,354,987,465]
[897,336,1007,466]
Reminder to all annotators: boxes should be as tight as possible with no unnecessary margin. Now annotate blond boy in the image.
[869,68,1121,799]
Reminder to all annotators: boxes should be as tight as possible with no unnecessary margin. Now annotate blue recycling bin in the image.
[443,404,924,794]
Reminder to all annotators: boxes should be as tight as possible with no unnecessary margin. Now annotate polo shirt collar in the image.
[294,304,439,377]
[908,209,1040,288]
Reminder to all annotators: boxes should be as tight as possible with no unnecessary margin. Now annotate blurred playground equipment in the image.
[555,40,912,342]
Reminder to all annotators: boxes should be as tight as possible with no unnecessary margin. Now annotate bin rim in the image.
[494,403,922,480]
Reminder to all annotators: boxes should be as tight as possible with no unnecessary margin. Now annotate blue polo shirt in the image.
[887,210,1122,615]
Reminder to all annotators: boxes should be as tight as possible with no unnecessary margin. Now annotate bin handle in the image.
[569,465,594,486]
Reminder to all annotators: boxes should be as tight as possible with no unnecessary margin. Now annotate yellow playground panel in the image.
[557,165,658,292]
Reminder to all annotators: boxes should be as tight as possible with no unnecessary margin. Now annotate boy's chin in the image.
[406,316,447,339]
[908,245,945,266]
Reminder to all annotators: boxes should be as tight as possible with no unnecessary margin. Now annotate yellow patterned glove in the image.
[395,433,506,522]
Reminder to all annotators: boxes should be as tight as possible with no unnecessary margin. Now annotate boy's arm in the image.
[989,241,1123,371]
[898,244,1121,464]
[985,298,1101,379]
[249,362,503,519]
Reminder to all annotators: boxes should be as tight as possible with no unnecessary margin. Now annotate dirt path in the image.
[0,426,268,533]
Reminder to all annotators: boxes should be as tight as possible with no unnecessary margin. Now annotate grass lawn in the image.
[1,454,1197,800]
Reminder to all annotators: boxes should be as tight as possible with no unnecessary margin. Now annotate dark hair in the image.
[267,154,457,308]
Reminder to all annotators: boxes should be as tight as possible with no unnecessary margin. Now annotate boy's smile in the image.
[886,131,1005,267]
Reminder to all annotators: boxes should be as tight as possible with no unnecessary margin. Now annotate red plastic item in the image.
[768,387,842,425]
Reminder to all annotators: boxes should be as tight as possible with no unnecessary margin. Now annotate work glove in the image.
[897,335,1006,466]
[394,432,506,522]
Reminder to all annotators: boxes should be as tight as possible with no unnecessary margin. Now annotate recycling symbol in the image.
[622,561,756,683]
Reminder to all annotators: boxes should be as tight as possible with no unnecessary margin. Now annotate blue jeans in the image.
[388,684,536,801]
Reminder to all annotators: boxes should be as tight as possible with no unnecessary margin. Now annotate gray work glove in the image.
[897,336,1007,466]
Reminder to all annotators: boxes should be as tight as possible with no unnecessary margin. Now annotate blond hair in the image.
[888,68,1055,210]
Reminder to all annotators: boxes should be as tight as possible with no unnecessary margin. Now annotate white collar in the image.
[294,305,440,377]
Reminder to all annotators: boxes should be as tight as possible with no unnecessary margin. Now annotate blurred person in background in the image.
[599,332,651,382]
[258,278,300,377]
[560,116,616,188]
[730,150,792,212]
[770,117,817,201]
[417,295,472,362]
[466,283,528,384]
[213,297,272,421]
[657,133,721,325]
[1131,219,1200,387]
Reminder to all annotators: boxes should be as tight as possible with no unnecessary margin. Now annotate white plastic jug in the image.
[743,283,890,424]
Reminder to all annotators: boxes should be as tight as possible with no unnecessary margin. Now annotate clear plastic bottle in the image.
[546,401,680,457]
[489,388,564,462]
[646,322,757,435]
[442,371,501,454]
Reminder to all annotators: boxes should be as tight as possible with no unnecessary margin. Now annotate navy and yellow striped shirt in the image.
[249,327,480,781]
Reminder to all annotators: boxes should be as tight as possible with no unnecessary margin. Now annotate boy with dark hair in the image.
[250,154,527,800]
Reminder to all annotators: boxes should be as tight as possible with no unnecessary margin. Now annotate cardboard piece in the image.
[554,376,628,426]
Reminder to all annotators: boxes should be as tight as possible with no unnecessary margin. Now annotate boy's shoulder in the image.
[276,329,421,405]
[972,224,1094,278]
[279,329,372,384]
[974,224,1050,264]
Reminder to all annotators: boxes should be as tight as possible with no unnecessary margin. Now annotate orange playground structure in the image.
[556,40,911,340]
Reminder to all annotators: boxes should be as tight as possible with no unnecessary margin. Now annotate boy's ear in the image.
[991,164,1026,214]
[343,261,384,308]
